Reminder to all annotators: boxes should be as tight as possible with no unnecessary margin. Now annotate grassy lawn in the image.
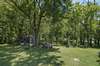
[0,44,99,66]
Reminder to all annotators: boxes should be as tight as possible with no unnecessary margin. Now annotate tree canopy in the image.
[0,0,100,48]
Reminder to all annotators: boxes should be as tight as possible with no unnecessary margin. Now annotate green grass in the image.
[0,44,99,66]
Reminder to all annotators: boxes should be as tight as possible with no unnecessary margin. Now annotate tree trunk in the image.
[32,10,43,47]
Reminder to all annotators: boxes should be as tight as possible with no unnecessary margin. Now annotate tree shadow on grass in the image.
[0,44,64,66]
[0,44,25,66]
[96,59,100,65]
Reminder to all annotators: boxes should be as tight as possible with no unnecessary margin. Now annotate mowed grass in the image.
[0,44,100,66]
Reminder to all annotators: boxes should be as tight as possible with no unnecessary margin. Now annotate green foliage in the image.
[0,0,100,48]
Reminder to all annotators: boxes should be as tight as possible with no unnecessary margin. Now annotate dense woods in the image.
[0,0,100,48]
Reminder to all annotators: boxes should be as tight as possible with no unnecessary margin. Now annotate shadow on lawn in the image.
[0,44,64,66]
[96,59,100,65]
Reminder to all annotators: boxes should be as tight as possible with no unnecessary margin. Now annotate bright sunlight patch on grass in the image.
[59,47,100,66]
[0,44,99,66]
